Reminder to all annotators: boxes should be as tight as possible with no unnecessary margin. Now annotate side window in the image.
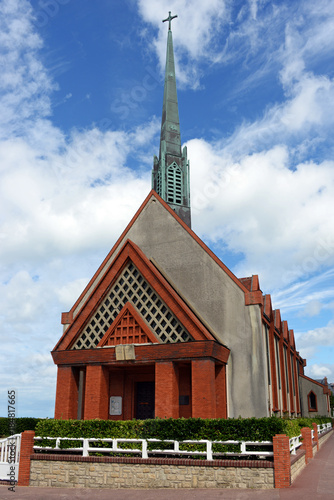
[308,391,317,411]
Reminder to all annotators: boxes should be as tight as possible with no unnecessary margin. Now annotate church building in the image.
[52,13,330,421]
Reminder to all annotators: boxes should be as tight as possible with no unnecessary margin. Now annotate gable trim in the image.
[60,191,249,331]
[54,239,216,351]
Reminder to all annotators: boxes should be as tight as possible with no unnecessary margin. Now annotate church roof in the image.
[53,230,220,352]
[159,17,181,160]
[58,190,251,342]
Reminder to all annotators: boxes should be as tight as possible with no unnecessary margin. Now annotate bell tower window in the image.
[167,162,182,204]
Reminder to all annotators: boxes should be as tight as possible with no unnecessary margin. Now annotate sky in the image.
[0,0,334,418]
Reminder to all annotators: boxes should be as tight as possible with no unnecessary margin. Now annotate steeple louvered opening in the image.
[167,162,182,204]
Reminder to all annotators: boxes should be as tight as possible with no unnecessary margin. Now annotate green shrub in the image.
[0,417,44,437]
[35,415,331,442]
[31,415,331,458]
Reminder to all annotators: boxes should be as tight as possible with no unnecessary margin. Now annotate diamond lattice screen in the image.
[72,261,193,349]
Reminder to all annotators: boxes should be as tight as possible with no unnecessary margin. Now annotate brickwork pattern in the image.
[273,434,290,488]
[17,431,35,486]
[301,427,313,464]
[54,366,78,420]
[30,458,274,489]
[155,361,179,418]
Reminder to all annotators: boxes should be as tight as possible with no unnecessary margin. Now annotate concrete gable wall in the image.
[299,376,329,417]
[72,196,269,418]
[123,199,268,417]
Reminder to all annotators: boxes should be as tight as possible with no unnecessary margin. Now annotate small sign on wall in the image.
[110,396,122,415]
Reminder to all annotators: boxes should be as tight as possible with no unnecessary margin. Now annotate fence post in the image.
[301,427,313,463]
[273,434,290,488]
[17,431,35,486]
[312,423,319,451]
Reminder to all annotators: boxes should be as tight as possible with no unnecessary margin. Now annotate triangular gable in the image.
[97,302,160,347]
[59,191,249,334]
[54,238,216,351]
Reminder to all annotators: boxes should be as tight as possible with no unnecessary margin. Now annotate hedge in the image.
[0,417,44,437]
[34,415,332,443]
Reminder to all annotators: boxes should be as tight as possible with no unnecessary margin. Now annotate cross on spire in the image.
[162,11,177,30]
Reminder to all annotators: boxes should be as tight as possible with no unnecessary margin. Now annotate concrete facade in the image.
[53,193,330,421]
[299,375,330,417]
[104,196,268,418]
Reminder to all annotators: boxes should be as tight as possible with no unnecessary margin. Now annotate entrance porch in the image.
[53,341,229,420]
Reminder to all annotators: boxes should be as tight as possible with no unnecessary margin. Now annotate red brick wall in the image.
[191,359,216,418]
[17,431,35,486]
[155,361,179,418]
[301,427,313,463]
[54,366,78,419]
[273,434,290,488]
[84,365,109,420]
[215,364,227,418]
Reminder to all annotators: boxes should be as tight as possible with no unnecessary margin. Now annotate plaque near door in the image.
[110,396,122,415]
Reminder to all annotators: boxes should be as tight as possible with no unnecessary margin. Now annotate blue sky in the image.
[0,0,334,418]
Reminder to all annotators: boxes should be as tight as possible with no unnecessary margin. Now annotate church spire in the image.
[152,12,191,228]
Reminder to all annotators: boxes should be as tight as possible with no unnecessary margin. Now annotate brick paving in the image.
[0,433,333,500]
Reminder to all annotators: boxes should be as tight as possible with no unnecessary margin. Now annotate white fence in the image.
[34,436,273,461]
[318,423,331,435]
[0,434,21,481]
[290,422,332,455]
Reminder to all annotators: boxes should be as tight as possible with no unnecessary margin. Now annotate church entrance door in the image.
[135,381,155,419]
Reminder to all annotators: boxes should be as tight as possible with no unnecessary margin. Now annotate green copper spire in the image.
[152,12,191,228]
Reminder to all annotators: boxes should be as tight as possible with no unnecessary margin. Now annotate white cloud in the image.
[296,322,334,349]
[300,300,323,318]
[189,137,334,290]
[138,0,229,87]
[306,364,333,380]
[0,0,55,139]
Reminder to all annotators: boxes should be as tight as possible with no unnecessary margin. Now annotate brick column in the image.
[17,431,35,486]
[215,364,227,418]
[301,427,313,463]
[54,365,78,419]
[84,365,109,419]
[273,434,290,488]
[312,423,319,451]
[155,361,179,418]
[191,359,216,418]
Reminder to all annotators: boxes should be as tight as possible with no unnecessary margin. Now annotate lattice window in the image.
[167,162,182,204]
[72,262,193,349]
[101,309,150,346]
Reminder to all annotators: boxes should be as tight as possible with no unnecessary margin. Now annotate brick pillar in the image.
[84,365,109,419]
[273,434,291,488]
[191,359,216,418]
[312,423,319,451]
[155,361,179,418]
[17,431,35,486]
[301,427,313,463]
[54,365,78,419]
[215,364,227,418]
